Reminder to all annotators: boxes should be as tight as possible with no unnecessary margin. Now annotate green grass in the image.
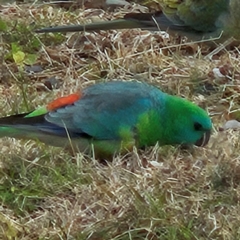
[0,147,89,215]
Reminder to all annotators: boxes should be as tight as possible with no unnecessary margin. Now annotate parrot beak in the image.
[194,130,211,147]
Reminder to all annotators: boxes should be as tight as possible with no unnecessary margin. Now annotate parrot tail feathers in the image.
[0,112,46,139]
[0,125,35,139]
[0,124,79,148]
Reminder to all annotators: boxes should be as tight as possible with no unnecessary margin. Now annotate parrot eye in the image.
[194,122,203,131]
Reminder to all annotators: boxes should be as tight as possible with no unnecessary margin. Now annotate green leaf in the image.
[13,50,25,65]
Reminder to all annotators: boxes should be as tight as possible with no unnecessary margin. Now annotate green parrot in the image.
[0,81,211,157]
[36,0,234,42]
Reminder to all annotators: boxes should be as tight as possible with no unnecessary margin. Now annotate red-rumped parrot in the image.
[35,0,236,41]
[0,81,211,157]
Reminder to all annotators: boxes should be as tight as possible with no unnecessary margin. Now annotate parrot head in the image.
[162,95,212,147]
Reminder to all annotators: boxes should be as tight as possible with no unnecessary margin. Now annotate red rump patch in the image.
[47,92,82,111]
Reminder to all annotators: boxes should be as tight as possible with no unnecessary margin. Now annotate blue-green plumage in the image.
[0,81,212,156]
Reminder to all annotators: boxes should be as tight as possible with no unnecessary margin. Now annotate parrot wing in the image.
[44,81,162,140]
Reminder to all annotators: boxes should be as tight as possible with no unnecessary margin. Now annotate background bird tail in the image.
[35,19,147,33]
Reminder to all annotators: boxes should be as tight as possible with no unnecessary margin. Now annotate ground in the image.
[0,1,240,240]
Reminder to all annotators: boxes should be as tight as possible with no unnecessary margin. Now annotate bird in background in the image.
[35,0,238,42]
[0,81,211,158]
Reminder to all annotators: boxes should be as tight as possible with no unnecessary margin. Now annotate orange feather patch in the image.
[47,92,82,111]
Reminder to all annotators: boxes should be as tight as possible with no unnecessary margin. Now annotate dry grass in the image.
[1,1,240,239]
